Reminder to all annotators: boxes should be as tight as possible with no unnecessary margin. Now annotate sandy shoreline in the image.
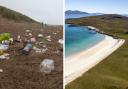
[64,35,125,85]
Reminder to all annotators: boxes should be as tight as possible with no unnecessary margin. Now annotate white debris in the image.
[47,39,51,42]
[39,41,43,44]
[58,39,63,45]
[26,30,31,33]
[46,36,51,41]
[38,34,43,37]
[0,69,3,73]
[9,38,14,43]
[0,44,9,51]
[46,36,51,39]
[33,46,48,53]
[36,48,48,53]
[0,53,9,60]
[30,37,36,43]
[2,40,10,45]
[28,33,32,36]
[53,32,57,35]
[40,59,54,74]
[54,50,59,54]
[17,35,21,42]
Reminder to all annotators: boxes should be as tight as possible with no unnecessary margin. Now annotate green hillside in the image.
[0,6,36,22]
[66,14,128,38]
[66,14,128,89]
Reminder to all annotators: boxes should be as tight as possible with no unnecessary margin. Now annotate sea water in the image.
[65,24,105,57]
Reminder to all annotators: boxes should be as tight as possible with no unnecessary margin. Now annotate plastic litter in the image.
[58,39,63,48]
[33,46,48,53]
[46,36,51,39]
[40,59,54,74]
[9,38,14,44]
[53,32,57,35]
[26,30,31,33]
[17,35,22,42]
[0,53,10,60]
[2,40,10,45]
[22,43,33,54]
[46,36,51,41]
[28,33,32,36]
[58,39,63,45]
[47,39,51,41]
[38,34,43,37]
[0,69,3,73]
[30,37,36,43]
[0,44,9,51]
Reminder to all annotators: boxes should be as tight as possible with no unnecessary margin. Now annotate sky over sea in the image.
[0,0,63,25]
[65,0,128,14]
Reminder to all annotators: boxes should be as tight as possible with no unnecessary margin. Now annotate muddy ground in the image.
[0,18,63,89]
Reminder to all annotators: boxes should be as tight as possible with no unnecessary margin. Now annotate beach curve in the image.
[64,35,125,85]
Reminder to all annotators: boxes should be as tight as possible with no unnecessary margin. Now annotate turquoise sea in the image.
[65,24,105,57]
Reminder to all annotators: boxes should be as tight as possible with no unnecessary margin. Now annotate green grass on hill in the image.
[0,6,36,22]
[66,14,128,89]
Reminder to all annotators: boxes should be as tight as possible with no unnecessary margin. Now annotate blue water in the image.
[65,24,105,57]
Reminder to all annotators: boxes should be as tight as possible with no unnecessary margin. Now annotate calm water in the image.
[65,24,105,57]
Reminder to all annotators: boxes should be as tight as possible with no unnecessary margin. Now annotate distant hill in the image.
[65,10,104,19]
[96,14,128,20]
[65,10,88,14]
[122,14,128,17]
[0,6,36,22]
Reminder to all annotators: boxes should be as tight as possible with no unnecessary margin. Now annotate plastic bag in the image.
[0,44,9,51]
[40,59,54,74]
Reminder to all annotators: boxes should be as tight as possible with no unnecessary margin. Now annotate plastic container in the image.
[22,43,33,54]
[0,44,9,51]
[40,59,54,74]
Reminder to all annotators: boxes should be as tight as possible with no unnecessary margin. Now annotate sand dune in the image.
[64,35,125,85]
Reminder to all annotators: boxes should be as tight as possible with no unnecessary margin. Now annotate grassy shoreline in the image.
[66,14,128,89]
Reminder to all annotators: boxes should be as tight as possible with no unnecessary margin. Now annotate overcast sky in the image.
[0,0,63,25]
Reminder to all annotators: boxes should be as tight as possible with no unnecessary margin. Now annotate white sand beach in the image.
[64,35,125,85]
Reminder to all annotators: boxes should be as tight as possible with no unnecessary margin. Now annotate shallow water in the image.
[65,24,105,57]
